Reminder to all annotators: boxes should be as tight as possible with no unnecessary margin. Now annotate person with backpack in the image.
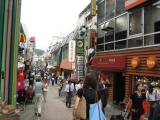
[73,73,106,120]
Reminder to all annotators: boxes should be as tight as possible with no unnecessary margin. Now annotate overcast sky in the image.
[21,0,90,50]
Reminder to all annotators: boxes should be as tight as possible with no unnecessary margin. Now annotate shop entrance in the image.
[113,72,125,105]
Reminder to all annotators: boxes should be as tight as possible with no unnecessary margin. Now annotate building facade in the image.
[92,0,160,103]
[78,2,97,75]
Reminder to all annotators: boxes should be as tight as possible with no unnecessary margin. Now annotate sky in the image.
[21,0,90,50]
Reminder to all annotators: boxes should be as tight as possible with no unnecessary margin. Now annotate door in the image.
[113,72,125,104]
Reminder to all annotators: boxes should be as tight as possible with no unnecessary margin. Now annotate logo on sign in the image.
[131,57,139,69]
[146,56,156,69]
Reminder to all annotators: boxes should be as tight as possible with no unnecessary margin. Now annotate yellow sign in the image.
[91,0,96,16]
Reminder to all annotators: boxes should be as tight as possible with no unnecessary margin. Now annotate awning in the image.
[60,59,72,70]
[56,48,62,66]
[91,55,126,71]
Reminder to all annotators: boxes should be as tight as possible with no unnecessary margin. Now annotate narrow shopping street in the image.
[19,85,72,120]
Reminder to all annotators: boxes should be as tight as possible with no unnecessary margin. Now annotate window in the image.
[128,37,143,48]
[144,3,160,34]
[115,41,126,49]
[97,26,105,45]
[115,15,127,40]
[105,43,114,50]
[104,20,115,43]
[62,46,68,59]
[105,32,114,43]
[116,0,125,15]
[97,0,105,24]
[96,44,104,52]
[129,8,142,35]
[144,33,160,46]
[105,0,116,20]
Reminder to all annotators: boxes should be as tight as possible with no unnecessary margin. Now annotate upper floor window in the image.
[115,14,127,40]
[129,8,142,35]
[105,0,116,20]
[97,0,105,24]
[144,2,160,45]
[144,3,160,34]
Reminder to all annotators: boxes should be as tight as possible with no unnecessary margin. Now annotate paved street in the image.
[19,85,73,120]
[19,84,123,120]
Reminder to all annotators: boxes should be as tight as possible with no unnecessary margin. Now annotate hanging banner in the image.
[76,39,84,55]
[125,0,147,10]
[91,0,96,16]
[69,40,75,62]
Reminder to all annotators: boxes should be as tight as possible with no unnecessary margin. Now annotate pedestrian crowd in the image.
[16,66,160,120]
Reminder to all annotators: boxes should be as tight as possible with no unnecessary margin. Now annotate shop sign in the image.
[125,0,147,10]
[19,33,26,43]
[131,57,140,69]
[91,0,96,16]
[146,56,157,69]
[91,55,126,71]
[69,40,75,62]
[76,39,84,55]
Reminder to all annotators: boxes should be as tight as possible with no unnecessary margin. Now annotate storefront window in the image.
[144,3,160,34]
[115,40,127,49]
[116,0,125,15]
[115,15,127,40]
[105,0,116,20]
[129,8,142,35]
[97,0,105,24]
[128,37,143,48]
[105,43,114,50]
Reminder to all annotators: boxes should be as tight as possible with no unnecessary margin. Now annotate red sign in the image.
[91,55,126,71]
[125,0,146,10]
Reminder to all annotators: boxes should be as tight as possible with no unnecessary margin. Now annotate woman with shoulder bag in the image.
[73,74,106,120]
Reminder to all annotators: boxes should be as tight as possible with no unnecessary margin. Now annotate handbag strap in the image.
[95,91,101,120]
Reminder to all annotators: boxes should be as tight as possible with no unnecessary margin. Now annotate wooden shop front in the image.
[91,47,160,104]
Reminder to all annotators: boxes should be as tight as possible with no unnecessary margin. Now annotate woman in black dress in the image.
[127,84,146,120]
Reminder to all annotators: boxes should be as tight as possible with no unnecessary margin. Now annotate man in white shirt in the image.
[75,79,84,91]
[65,80,74,108]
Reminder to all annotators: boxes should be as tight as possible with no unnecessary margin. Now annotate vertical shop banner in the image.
[69,40,75,62]
[125,0,146,10]
[91,0,96,16]
[76,39,84,56]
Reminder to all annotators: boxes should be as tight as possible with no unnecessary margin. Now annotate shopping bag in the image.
[89,101,106,120]
[75,96,86,119]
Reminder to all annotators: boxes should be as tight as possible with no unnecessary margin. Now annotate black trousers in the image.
[66,92,72,107]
